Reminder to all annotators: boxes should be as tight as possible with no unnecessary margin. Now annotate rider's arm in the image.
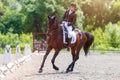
[68,13,77,26]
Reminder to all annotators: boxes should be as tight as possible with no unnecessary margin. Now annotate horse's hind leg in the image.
[66,56,78,73]
[66,48,75,72]
[70,47,81,71]
[39,47,52,73]
[66,44,82,73]
[51,49,60,71]
[71,48,76,61]
[70,41,86,71]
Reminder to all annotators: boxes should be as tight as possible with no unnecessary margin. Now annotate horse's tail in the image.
[83,32,94,56]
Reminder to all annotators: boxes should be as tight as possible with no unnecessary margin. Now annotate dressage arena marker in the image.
[14,60,20,67]
[0,45,33,80]
[0,66,9,76]
[0,71,5,79]
[6,62,15,72]
[0,74,5,79]
[24,55,31,62]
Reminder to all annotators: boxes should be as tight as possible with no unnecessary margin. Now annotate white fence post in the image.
[16,45,22,59]
[3,45,12,65]
[24,45,32,56]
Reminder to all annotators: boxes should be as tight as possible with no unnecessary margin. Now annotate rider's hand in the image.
[68,23,72,26]
[72,27,75,30]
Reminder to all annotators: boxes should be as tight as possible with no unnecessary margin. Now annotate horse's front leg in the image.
[51,49,60,71]
[38,47,52,73]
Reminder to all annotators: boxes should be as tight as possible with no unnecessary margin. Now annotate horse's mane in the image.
[47,16,63,42]
[54,16,63,33]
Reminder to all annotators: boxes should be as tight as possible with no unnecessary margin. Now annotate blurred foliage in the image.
[81,0,120,29]
[0,0,120,51]
[0,33,32,50]
[0,0,120,33]
[92,22,120,50]
[0,0,85,33]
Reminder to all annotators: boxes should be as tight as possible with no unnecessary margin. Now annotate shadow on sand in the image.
[24,71,81,77]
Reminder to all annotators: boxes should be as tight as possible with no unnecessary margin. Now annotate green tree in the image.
[81,0,120,30]
[110,0,120,23]
[18,0,55,33]
[1,11,25,34]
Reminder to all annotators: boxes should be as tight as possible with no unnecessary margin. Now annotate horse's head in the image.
[47,15,59,30]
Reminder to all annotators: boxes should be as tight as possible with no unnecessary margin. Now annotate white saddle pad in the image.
[70,31,77,44]
[62,26,77,44]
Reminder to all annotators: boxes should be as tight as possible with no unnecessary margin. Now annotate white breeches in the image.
[65,26,73,38]
[61,21,73,38]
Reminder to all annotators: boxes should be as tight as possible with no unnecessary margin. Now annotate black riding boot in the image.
[67,38,72,51]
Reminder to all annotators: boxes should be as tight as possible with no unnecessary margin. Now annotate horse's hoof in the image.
[53,66,59,71]
[66,70,70,73]
[66,70,73,73]
[38,69,43,73]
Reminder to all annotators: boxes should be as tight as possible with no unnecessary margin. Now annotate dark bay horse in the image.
[39,15,94,73]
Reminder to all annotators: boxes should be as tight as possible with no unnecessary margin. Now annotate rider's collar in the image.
[69,10,73,15]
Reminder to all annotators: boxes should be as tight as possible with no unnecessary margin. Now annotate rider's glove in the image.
[68,22,72,26]
[72,27,75,30]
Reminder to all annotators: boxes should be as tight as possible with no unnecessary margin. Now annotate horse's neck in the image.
[48,25,63,41]
[56,26,63,41]
[47,23,64,48]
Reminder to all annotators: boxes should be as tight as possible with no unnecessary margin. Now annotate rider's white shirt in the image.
[69,10,73,15]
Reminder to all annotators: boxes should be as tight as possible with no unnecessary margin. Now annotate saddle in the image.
[61,24,77,44]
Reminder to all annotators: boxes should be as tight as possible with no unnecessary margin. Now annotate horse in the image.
[38,15,94,73]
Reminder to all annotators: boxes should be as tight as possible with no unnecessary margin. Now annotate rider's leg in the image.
[67,37,72,51]
[67,26,73,51]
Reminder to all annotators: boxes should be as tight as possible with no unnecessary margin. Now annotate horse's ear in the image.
[48,16,50,19]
